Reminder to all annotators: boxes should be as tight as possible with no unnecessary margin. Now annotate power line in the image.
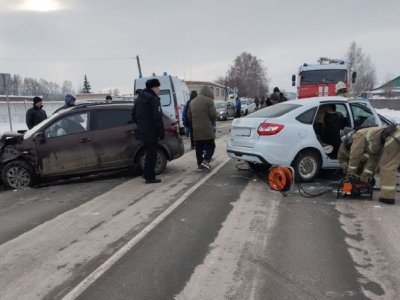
[0,57,136,61]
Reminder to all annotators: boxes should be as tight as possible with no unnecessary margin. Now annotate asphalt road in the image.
[0,121,232,245]
[1,119,400,300]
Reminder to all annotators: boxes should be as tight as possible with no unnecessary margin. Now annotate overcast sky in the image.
[0,0,399,95]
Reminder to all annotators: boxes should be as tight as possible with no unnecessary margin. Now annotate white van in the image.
[134,74,190,134]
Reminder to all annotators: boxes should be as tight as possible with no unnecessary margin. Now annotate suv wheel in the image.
[1,160,35,189]
[292,150,321,183]
[138,148,168,175]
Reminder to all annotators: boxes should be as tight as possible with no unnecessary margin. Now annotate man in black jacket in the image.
[26,96,47,129]
[132,78,164,184]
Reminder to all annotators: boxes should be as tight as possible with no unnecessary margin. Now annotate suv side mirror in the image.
[352,72,357,83]
[291,74,296,86]
[33,132,45,143]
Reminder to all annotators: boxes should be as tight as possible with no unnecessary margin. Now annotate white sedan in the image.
[240,98,257,116]
[227,96,392,182]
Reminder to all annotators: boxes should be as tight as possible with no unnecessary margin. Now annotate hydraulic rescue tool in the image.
[336,178,373,199]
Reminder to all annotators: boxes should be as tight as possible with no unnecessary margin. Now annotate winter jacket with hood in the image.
[132,88,164,143]
[189,86,217,141]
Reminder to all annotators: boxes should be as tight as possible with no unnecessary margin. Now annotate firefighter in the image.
[347,126,389,183]
[338,127,368,174]
[336,81,349,97]
[378,125,400,205]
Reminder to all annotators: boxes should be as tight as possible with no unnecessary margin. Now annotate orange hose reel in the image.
[268,166,294,191]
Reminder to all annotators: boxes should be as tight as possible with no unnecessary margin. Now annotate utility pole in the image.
[136,55,143,78]
[225,76,228,101]
[1,73,12,131]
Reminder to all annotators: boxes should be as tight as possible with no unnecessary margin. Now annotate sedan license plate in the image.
[233,128,251,137]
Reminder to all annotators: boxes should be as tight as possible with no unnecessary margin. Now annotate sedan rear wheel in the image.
[1,160,35,189]
[292,150,321,183]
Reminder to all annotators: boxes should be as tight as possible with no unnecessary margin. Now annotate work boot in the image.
[379,198,395,205]
[145,178,162,184]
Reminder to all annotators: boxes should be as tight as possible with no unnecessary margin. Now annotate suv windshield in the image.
[247,103,302,118]
[215,103,226,109]
[301,69,346,84]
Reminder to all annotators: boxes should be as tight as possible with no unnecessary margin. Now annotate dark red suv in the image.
[0,103,184,189]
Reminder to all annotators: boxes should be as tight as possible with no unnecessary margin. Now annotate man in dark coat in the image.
[270,87,282,105]
[132,78,164,184]
[26,96,47,129]
[234,97,241,118]
[189,86,217,170]
[182,90,197,149]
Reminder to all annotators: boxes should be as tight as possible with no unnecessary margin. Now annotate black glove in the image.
[347,173,360,182]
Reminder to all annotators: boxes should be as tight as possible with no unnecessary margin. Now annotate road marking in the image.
[62,156,231,300]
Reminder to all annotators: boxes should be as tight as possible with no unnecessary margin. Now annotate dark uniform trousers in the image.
[144,143,158,181]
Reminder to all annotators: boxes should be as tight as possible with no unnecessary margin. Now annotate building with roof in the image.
[185,81,228,101]
[369,75,400,99]
[368,76,400,110]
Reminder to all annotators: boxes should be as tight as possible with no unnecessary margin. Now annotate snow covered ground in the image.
[0,108,399,134]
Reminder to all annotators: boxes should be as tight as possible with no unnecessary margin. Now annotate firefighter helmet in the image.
[335,81,347,93]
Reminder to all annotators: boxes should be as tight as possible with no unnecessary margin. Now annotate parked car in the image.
[227,96,392,182]
[240,98,257,116]
[215,100,235,121]
[0,103,184,189]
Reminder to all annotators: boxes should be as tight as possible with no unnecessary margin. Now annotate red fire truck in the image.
[292,57,357,99]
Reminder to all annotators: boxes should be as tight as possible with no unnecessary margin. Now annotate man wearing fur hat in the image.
[132,78,164,184]
[26,96,47,129]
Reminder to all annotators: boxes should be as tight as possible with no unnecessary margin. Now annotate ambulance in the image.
[134,73,190,135]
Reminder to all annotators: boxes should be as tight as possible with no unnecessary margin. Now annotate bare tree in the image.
[62,80,74,97]
[113,88,120,96]
[22,78,42,96]
[8,74,23,95]
[222,52,269,98]
[346,41,376,96]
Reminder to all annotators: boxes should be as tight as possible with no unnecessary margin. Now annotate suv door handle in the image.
[79,137,91,143]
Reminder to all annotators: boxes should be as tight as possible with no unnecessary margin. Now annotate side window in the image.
[93,110,132,130]
[335,103,350,127]
[296,107,317,124]
[350,103,379,129]
[159,90,172,106]
[45,112,89,138]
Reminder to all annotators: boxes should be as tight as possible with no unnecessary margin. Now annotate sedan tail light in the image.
[257,122,284,136]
